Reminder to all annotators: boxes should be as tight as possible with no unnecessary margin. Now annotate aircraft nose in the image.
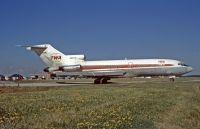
[187,67,193,72]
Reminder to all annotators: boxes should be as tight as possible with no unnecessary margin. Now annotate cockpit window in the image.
[178,62,188,66]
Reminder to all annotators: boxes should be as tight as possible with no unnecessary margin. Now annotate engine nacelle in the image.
[44,65,82,73]
[67,55,86,61]
[43,67,59,72]
[60,65,81,72]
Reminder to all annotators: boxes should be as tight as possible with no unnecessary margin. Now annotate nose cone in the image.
[187,67,193,72]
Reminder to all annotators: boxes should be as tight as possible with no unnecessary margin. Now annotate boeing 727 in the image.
[22,44,192,84]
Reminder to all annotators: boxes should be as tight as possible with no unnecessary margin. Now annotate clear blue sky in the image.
[0,0,200,75]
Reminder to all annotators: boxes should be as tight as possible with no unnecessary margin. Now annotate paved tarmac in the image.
[0,77,199,87]
[0,81,92,87]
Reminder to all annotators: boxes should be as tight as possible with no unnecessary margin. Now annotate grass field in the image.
[0,78,200,129]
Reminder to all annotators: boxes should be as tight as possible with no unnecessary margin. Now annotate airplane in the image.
[21,44,193,84]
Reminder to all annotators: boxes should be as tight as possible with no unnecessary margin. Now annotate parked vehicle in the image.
[9,74,24,81]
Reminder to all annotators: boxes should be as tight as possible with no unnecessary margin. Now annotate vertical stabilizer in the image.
[25,44,65,67]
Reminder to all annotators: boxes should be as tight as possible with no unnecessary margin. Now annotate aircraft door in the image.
[128,62,135,76]
[128,62,133,69]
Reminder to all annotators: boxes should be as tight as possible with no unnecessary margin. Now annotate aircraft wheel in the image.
[169,76,175,82]
[101,78,110,84]
[94,79,101,84]
[101,79,108,84]
[169,78,175,82]
[94,78,110,84]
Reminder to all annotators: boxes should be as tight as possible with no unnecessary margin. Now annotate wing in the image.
[54,70,127,78]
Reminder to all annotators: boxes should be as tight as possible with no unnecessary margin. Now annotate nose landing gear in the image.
[169,76,176,82]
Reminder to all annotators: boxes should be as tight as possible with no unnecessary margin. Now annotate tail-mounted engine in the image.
[44,65,81,73]
[67,55,86,61]
[60,65,81,72]
[44,67,60,72]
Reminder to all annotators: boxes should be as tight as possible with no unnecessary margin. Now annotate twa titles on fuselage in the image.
[22,44,193,84]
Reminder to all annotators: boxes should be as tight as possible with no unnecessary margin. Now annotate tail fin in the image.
[22,44,65,67]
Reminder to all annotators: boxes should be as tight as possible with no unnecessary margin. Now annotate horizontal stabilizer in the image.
[17,44,49,51]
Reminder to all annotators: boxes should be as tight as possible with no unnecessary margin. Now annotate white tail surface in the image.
[26,44,65,67]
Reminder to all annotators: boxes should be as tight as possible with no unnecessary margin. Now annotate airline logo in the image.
[51,53,62,61]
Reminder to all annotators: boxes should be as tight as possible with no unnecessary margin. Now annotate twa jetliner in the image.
[23,44,192,84]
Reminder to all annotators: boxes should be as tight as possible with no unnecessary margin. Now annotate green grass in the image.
[0,78,200,129]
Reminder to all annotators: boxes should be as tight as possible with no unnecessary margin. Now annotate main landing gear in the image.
[94,78,111,84]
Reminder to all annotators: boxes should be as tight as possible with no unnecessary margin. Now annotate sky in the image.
[0,0,200,75]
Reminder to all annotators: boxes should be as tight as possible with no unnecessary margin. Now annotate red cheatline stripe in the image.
[81,64,174,70]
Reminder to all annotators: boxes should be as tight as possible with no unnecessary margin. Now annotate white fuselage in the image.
[76,59,192,77]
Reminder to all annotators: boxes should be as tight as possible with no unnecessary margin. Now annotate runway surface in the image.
[0,81,92,87]
[0,77,199,87]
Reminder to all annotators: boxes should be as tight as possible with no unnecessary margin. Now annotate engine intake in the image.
[67,55,86,61]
